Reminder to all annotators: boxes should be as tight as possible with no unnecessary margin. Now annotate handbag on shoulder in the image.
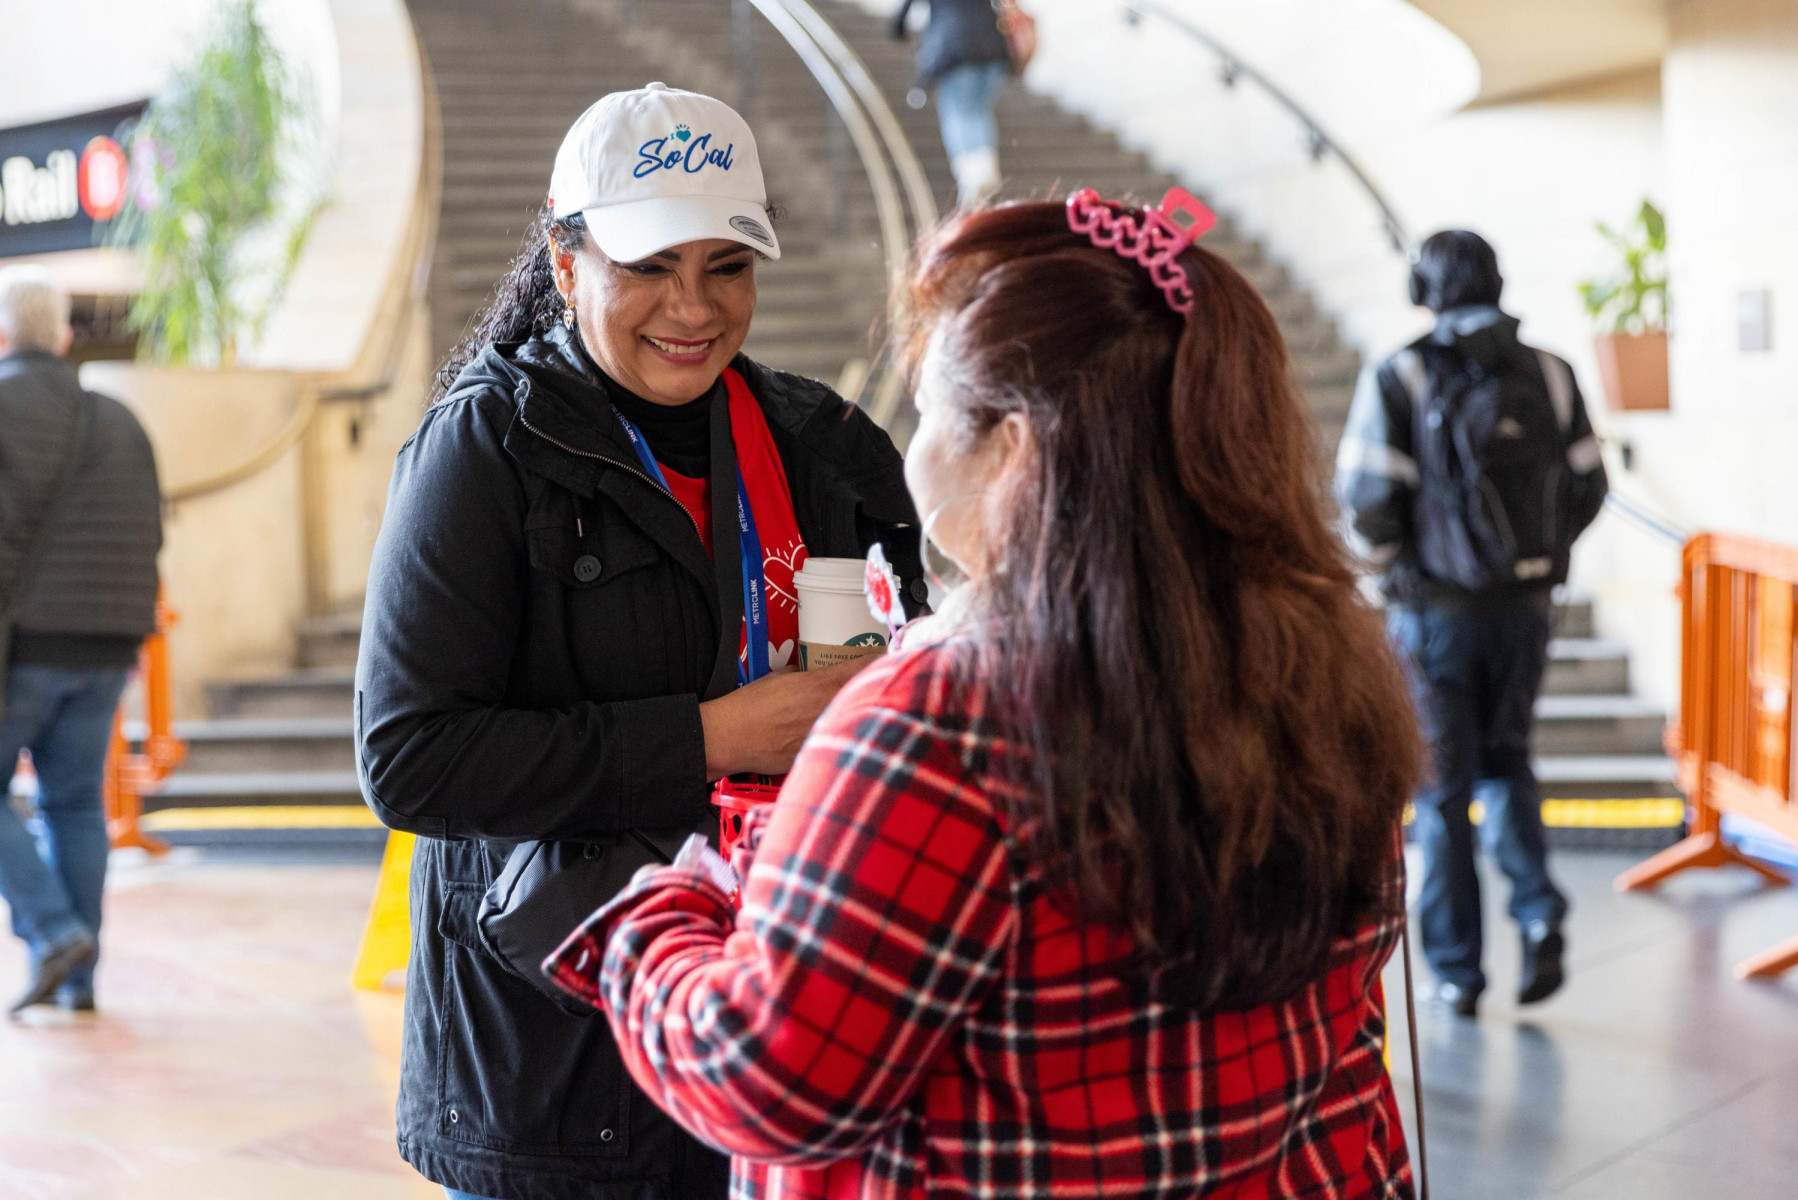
[478,828,685,1017]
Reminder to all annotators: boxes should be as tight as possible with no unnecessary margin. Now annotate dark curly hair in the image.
[433,205,589,400]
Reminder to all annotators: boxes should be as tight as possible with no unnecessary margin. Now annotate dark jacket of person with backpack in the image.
[1335,230,1607,1019]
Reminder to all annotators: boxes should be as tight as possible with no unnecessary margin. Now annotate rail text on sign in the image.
[1,151,80,226]
[0,103,147,259]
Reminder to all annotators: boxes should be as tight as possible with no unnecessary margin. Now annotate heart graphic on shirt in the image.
[770,639,795,670]
[674,124,691,142]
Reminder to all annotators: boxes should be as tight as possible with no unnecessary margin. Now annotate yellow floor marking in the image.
[143,805,383,831]
[351,831,416,992]
[146,799,1683,1001]
[1401,798,1685,829]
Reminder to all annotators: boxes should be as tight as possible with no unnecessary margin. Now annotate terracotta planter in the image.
[1593,331,1670,412]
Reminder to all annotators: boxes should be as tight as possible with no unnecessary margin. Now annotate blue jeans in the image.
[1389,606,1568,993]
[934,60,1008,159]
[445,1191,504,1200]
[0,665,130,993]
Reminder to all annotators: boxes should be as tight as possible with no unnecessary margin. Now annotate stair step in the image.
[1536,754,1680,800]
[1554,597,1596,638]
[1533,694,1667,756]
[296,610,363,670]
[128,717,355,774]
[207,670,354,719]
[1294,347,1360,387]
[144,771,364,810]
[1306,383,1355,421]
[1545,637,1631,695]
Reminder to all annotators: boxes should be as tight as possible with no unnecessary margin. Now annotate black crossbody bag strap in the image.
[1395,828,1429,1199]
[0,390,94,707]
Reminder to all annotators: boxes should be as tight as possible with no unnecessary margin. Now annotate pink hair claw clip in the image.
[1066,186,1218,316]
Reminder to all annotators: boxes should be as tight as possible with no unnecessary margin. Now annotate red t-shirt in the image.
[663,468,715,558]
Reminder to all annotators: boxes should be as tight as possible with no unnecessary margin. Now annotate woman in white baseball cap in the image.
[357,84,924,1200]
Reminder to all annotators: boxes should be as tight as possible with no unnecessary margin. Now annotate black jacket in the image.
[893,0,1011,87]
[0,351,161,650]
[1333,306,1608,610]
[355,326,923,1200]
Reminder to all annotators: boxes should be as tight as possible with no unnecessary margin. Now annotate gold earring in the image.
[562,304,576,330]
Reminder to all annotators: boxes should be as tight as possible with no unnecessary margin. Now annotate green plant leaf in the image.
[109,0,322,365]
[1640,200,1666,252]
[1580,196,1669,335]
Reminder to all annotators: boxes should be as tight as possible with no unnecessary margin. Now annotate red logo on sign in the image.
[78,137,128,222]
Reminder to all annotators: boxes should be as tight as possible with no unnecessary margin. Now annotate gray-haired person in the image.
[0,265,162,1015]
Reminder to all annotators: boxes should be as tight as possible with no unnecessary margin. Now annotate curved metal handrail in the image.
[1604,492,1685,546]
[748,0,938,428]
[1121,1,1409,254]
[748,0,910,288]
[773,0,938,235]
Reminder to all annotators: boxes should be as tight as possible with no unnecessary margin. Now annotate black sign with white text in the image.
[0,101,148,259]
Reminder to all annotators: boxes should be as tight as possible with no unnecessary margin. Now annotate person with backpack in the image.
[1335,229,1608,1018]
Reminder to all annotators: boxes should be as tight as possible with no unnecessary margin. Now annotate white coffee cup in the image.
[793,557,889,670]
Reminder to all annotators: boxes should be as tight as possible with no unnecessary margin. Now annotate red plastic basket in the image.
[713,780,780,860]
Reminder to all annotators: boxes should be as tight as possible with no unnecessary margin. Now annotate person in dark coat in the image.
[0,264,163,1015]
[354,84,923,1200]
[892,0,1016,206]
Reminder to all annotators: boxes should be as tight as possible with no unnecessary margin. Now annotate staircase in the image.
[409,0,1358,436]
[127,0,1677,848]
[1541,597,1680,846]
[130,612,366,846]
[414,0,886,386]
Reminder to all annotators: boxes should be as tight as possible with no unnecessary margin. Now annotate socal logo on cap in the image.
[549,84,781,263]
[635,123,736,180]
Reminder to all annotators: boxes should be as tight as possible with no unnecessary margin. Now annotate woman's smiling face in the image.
[554,234,758,406]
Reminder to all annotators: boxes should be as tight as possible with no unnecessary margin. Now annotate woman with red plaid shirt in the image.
[548,197,1424,1198]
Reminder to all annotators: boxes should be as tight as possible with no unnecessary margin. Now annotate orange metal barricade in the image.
[1616,533,1798,978]
[102,594,185,855]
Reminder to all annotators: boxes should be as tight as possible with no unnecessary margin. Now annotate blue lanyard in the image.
[612,408,769,687]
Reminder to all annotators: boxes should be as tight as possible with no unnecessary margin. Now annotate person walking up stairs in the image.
[1336,231,1609,1018]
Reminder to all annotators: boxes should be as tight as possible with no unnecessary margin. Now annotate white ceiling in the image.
[1407,0,1669,103]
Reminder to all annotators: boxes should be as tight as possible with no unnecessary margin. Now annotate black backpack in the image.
[1409,345,1572,592]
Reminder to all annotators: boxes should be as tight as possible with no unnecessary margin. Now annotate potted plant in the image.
[1579,199,1669,411]
[86,0,328,710]
[111,0,321,366]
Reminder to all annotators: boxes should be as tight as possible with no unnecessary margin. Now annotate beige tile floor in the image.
[0,849,438,1200]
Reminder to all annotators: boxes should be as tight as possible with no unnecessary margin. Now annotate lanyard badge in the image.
[612,408,771,688]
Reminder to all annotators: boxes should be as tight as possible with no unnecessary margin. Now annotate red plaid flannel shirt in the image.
[547,633,1414,1199]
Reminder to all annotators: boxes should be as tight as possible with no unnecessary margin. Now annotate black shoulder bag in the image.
[0,390,94,718]
[477,392,747,1015]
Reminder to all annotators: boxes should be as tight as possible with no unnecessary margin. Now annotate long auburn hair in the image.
[905,200,1421,1011]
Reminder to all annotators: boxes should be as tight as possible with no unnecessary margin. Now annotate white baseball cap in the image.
[549,82,781,263]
